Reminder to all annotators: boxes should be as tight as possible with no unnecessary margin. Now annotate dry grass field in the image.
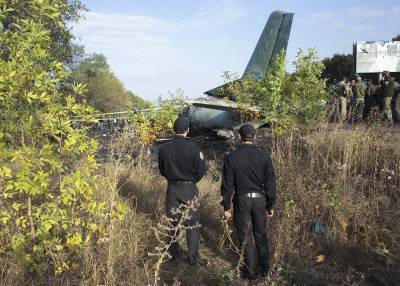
[2,123,399,285]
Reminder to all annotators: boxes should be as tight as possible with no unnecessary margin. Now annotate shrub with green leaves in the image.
[131,92,187,145]
[226,49,327,132]
[0,0,124,275]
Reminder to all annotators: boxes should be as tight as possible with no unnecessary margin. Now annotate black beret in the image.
[239,123,256,138]
[173,117,190,133]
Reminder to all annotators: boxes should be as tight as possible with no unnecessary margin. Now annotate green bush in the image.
[0,0,124,275]
[131,92,186,145]
[225,49,328,132]
[71,53,148,112]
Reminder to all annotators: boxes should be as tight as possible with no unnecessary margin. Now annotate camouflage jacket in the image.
[336,81,352,97]
[352,81,366,98]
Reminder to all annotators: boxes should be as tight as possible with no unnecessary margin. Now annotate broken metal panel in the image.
[213,129,235,139]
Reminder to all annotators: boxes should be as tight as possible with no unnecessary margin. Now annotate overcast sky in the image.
[73,0,400,100]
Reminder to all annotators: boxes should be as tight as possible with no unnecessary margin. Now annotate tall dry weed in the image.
[2,124,399,285]
[268,123,400,284]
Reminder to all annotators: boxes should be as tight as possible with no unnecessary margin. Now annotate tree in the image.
[227,49,327,132]
[65,43,86,71]
[393,34,400,41]
[0,0,86,64]
[0,0,124,275]
[78,53,110,73]
[288,49,327,125]
[321,54,353,84]
[72,52,148,112]
[132,94,186,145]
[84,69,132,112]
[126,90,153,110]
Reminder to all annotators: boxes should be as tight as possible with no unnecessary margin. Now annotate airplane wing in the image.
[205,10,294,98]
[187,97,259,112]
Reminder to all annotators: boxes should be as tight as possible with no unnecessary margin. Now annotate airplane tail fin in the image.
[205,10,293,98]
[243,10,293,78]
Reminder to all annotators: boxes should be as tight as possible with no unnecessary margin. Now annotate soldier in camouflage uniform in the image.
[351,75,366,123]
[380,72,395,123]
[336,77,350,120]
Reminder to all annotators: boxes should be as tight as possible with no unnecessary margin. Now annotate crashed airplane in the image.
[184,10,294,138]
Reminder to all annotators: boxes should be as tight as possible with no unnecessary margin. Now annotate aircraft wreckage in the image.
[73,11,294,140]
[184,10,294,138]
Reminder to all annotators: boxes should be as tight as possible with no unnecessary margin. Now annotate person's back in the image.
[336,79,350,120]
[223,145,273,198]
[364,80,378,119]
[393,81,400,123]
[367,82,377,97]
[382,76,395,98]
[158,117,207,267]
[344,83,353,97]
[350,76,366,122]
[336,80,346,97]
[380,73,395,122]
[159,136,205,183]
[221,124,276,279]
[352,81,367,98]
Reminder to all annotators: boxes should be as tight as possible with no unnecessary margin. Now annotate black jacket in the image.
[158,136,206,182]
[221,144,276,211]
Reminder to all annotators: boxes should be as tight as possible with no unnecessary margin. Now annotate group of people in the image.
[158,117,276,280]
[331,72,400,123]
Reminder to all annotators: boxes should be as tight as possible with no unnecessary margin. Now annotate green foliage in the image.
[77,52,110,72]
[71,52,149,112]
[393,34,400,41]
[251,51,289,129]
[0,0,124,275]
[227,49,327,132]
[132,92,186,145]
[0,0,86,64]
[84,69,131,112]
[126,90,153,110]
[289,49,327,126]
[322,53,353,84]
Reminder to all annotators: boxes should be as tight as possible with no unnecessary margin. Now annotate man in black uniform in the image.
[158,117,207,266]
[221,123,276,279]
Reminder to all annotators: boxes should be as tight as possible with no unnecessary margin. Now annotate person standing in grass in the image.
[393,80,400,124]
[365,78,378,120]
[221,123,276,280]
[158,117,208,267]
[336,77,352,120]
[351,74,367,123]
[380,71,395,123]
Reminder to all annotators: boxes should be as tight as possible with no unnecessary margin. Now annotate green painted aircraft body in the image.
[186,10,294,136]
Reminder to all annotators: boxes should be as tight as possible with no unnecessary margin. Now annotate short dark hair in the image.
[173,117,190,134]
[239,123,256,140]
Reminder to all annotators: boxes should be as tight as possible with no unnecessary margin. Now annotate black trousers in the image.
[233,195,269,275]
[166,183,199,263]
[392,93,400,123]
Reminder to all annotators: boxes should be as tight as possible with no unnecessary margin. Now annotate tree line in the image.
[69,49,152,112]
